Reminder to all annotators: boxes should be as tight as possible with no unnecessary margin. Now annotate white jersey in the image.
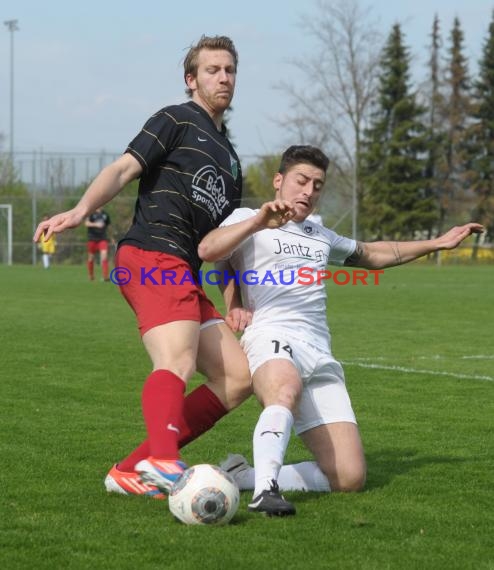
[219,208,356,346]
[306,213,323,225]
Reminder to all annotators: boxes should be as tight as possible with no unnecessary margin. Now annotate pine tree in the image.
[361,24,436,240]
[468,12,494,249]
[424,15,446,238]
[435,17,474,233]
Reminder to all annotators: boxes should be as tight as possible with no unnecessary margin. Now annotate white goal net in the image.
[0,204,13,265]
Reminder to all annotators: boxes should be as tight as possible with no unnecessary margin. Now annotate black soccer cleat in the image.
[248,480,296,516]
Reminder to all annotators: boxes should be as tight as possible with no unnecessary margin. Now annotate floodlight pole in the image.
[351,157,358,241]
[4,19,19,167]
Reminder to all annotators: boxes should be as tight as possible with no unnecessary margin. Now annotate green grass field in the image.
[1,263,493,570]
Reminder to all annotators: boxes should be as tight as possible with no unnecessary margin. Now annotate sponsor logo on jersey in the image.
[272,238,330,265]
[191,165,231,220]
[229,153,238,179]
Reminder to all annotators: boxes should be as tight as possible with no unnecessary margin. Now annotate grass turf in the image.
[0,263,493,569]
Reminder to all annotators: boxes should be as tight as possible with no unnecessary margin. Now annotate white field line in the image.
[342,361,494,382]
[349,355,494,362]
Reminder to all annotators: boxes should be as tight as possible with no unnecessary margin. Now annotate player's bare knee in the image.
[333,472,366,493]
[320,464,366,493]
[160,356,196,381]
[273,384,300,411]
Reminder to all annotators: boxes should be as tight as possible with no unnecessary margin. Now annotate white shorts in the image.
[200,318,223,331]
[240,327,357,435]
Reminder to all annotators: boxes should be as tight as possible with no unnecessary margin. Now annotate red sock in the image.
[142,369,185,459]
[102,259,109,280]
[118,441,150,472]
[117,384,228,472]
[87,260,94,279]
[179,383,228,446]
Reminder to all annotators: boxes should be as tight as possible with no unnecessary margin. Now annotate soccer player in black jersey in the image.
[85,208,111,281]
[34,35,251,498]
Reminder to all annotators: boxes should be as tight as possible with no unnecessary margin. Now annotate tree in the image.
[468,12,494,250]
[360,24,437,240]
[243,155,282,207]
[435,17,474,233]
[275,0,383,238]
[423,15,445,237]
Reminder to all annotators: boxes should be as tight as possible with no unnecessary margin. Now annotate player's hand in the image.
[33,209,86,242]
[225,308,252,333]
[256,200,296,229]
[436,223,484,250]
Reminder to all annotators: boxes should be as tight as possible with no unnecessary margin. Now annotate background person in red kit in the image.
[85,207,112,281]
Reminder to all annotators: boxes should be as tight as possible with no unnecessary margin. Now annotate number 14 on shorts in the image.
[271,340,293,357]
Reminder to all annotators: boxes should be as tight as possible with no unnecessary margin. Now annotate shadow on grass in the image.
[363,447,469,490]
[277,448,471,505]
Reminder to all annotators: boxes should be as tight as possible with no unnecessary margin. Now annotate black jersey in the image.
[119,101,242,275]
[87,211,111,241]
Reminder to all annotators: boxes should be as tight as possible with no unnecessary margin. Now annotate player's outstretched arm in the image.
[345,222,484,269]
[33,154,141,242]
[434,223,485,250]
[198,200,295,262]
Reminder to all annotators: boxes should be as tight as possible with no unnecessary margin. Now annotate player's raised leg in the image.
[106,320,251,496]
[135,320,199,492]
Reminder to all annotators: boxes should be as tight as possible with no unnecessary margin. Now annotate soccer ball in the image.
[168,464,240,525]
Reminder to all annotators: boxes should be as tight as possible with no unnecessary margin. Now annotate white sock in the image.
[42,254,50,269]
[233,467,255,490]
[277,461,331,492]
[252,404,293,497]
[234,462,330,492]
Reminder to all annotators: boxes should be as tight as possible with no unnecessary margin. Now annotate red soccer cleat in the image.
[104,464,166,499]
[135,457,187,493]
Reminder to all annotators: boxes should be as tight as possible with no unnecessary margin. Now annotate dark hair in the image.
[278,145,330,174]
[184,35,238,97]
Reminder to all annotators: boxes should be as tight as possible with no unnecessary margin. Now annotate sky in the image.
[0,0,493,165]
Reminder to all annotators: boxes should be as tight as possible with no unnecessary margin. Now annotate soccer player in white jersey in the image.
[198,145,483,516]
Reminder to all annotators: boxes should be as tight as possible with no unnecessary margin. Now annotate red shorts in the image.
[87,240,109,254]
[115,245,223,335]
